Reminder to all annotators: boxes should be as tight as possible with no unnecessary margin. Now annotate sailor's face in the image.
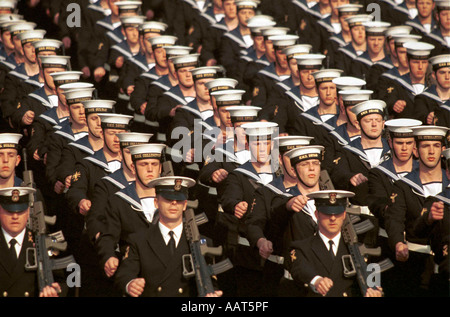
[0,149,20,180]
[295,159,321,188]
[0,206,29,237]
[417,140,443,169]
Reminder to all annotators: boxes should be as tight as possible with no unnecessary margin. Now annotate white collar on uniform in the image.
[159,221,183,247]
[2,227,26,255]
[318,230,341,255]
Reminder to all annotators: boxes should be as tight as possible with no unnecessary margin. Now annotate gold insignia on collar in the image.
[11,189,20,202]
[72,171,81,182]
[390,193,397,203]
[253,87,259,97]
[387,87,394,93]
[204,155,211,166]
[443,244,448,257]
[290,249,297,262]
[28,231,34,243]
[17,102,21,109]
[333,157,341,165]
[98,42,104,51]
[274,105,279,117]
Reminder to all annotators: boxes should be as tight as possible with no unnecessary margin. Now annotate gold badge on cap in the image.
[174,179,182,191]
[11,189,20,202]
[329,192,337,204]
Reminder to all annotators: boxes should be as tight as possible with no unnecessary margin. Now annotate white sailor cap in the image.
[363,21,391,36]
[285,145,324,166]
[429,54,450,71]
[0,14,22,29]
[50,71,83,87]
[64,87,95,105]
[306,190,355,215]
[268,34,299,50]
[312,69,343,84]
[392,34,422,47]
[148,35,177,48]
[235,0,260,10]
[32,38,63,53]
[8,21,36,35]
[435,0,450,10]
[241,121,278,138]
[212,89,246,107]
[339,89,373,106]
[147,176,195,201]
[404,41,435,60]
[385,118,422,138]
[0,133,22,149]
[17,29,46,44]
[120,15,145,28]
[296,53,326,69]
[169,54,199,70]
[81,99,115,115]
[410,125,449,142]
[385,25,413,39]
[247,15,276,34]
[227,105,261,123]
[115,1,142,14]
[337,4,363,15]
[164,45,193,57]
[351,100,386,120]
[332,76,366,90]
[261,26,290,39]
[59,82,94,92]
[205,77,239,92]
[275,135,314,153]
[190,66,219,81]
[282,44,312,59]
[0,0,17,11]
[0,187,36,213]
[99,113,133,130]
[139,21,168,34]
[117,132,153,147]
[38,55,71,68]
[127,143,166,161]
[345,14,373,27]
[0,19,19,31]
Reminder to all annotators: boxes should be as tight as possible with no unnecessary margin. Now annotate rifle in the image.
[161,146,175,177]
[182,203,233,297]
[21,149,76,293]
[341,209,394,296]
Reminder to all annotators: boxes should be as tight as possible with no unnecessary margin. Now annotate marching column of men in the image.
[0,0,448,298]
